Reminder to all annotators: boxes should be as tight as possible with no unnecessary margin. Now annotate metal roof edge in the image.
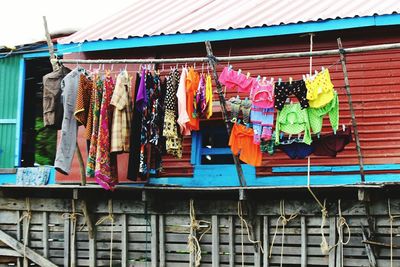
[56,14,400,53]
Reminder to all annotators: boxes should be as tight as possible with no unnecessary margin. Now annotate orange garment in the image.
[229,124,262,167]
[185,67,200,131]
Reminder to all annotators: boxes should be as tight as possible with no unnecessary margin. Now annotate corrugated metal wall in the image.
[58,26,400,182]
[0,55,20,168]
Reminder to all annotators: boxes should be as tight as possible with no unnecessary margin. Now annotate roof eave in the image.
[56,14,400,54]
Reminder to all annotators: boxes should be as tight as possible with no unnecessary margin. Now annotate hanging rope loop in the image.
[187,199,211,267]
[269,200,298,267]
[95,199,115,267]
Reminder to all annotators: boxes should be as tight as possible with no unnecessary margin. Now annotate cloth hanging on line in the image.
[110,70,132,153]
[308,91,339,134]
[176,67,191,135]
[305,69,335,108]
[229,123,262,167]
[186,67,200,131]
[274,80,309,111]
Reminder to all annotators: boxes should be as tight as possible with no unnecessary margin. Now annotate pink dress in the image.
[95,76,118,190]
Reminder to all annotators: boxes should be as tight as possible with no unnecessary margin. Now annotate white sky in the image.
[0,0,134,47]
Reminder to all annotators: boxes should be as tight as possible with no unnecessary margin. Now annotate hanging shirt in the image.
[74,74,93,127]
[86,75,103,177]
[176,67,190,135]
[136,68,147,111]
[308,91,339,134]
[110,71,132,153]
[306,69,334,108]
[275,103,312,145]
[54,67,84,175]
[43,65,71,129]
[95,76,118,190]
[185,67,200,131]
[205,74,213,119]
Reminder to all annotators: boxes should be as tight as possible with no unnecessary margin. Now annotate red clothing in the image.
[185,67,200,131]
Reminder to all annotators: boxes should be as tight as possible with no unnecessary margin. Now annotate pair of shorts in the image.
[312,126,352,157]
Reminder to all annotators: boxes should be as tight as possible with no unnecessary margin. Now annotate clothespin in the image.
[342,124,346,131]
[322,66,325,72]
[228,64,233,71]
[278,78,282,85]
[89,64,92,71]
[246,72,251,79]
[306,74,310,79]
[298,133,302,139]
[289,77,293,84]
[315,70,318,75]
[257,75,261,81]
[302,75,306,81]
[270,77,274,83]
[238,69,242,75]
[288,134,292,140]
[262,76,267,83]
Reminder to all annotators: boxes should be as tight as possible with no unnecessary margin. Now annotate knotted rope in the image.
[95,199,115,267]
[269,200,298,267]
[18,197,31,263]
[335,199,351,267]
[61,199,84,235]
[187,199,211,267]
[237,201,264,266]
[388,198,400,267]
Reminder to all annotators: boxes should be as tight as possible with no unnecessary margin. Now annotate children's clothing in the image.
[306,69,334,108]
[229,123,262,166]
[274,80,309,110]
[308,91,339,134]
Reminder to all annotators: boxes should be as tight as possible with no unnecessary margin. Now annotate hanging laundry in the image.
[186,67,200,131]
[110,70,132,153]
[305,69,334,108]
[275,103,312,145]
[250,79,275,108]
[127,73,144,180]
[274,80,309,111]
[277,138,315,159]
[219,66,255,93]
[229,123,262,166]
[195,73,206,118]
[163,68,182,158]
[86,75,103,177]
[74,74,93,127]
[229,96,242,122]
[205,74,213,119]
[95,75,118,190]
[240,98,252,125]
[43,65,71,129]
[54,67,86,175]
[312,126,352,157]
[307,91,339,134]
[176,67,191,135]
[85,76,96,141]
[250,105,274,144]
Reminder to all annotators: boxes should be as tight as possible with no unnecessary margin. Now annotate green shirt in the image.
[307,91,339,134]
[275,103,312,145]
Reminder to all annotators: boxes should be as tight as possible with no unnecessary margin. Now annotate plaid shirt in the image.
[110,71,132,152]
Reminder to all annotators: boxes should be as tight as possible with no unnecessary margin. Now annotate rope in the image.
[18,198,31,263]
[269,200,298,267]
[306,156,332,256]
[237,201,264,255]
[187,199,211,267]
[335,199,351,267]
[95,199,114,267]
[388,199,400,267]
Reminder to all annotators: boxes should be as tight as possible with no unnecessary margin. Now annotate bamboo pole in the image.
[337,38,365,182]
[205,41,246,187]
[58,41,400,65]
[43,16,87,186]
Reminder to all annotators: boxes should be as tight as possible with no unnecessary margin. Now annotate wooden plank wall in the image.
[0,195,400,266]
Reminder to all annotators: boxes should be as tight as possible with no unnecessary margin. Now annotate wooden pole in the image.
[59,41,400,65]
[43,16,87,186]
[204,41,246,187]
[337,38,365,182]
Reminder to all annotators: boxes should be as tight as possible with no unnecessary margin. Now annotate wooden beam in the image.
[121,214,128,267]
[0,229,57,267]
[254,216,261,267]
[228,215,235,267]
[360,225,377,267]
[263,216,270,267]
[151,215,159,267]
[159,215,166,267]
[328,216,336,267]
[205,40,246,187]
[300,216,307,267]
[80,200,94,239]
[64,216,70,267]
[212,215,220,267]
[88,228,96,267]
[16,211,22,267]
[42,212,49,258]
[337,38,365,182]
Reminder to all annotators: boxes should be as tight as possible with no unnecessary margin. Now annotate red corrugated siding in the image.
[57,26,400,182]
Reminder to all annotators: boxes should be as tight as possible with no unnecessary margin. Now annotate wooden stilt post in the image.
[337,38,365,182]
[204,41,246,187]
[43,16,87,186]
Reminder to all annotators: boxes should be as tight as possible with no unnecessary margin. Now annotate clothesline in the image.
[57,42,400,65]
